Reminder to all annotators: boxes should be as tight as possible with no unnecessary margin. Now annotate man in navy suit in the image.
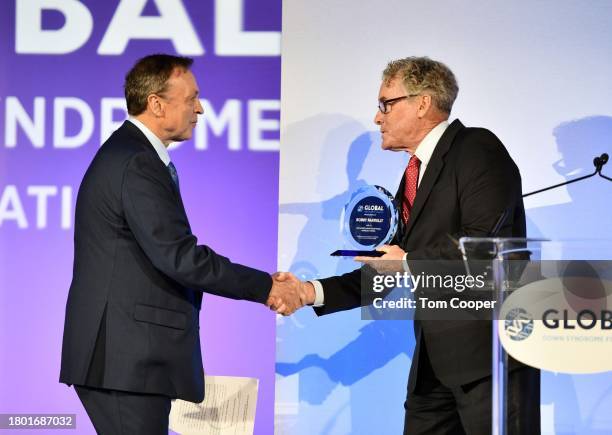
[60,54,300,434]
[275,57,540,434]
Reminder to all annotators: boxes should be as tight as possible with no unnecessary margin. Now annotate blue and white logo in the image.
[342,185,398,249]
[504,308,534,341]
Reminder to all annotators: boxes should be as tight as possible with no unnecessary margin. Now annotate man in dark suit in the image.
[60,54,300,434]
[275,57,540,434]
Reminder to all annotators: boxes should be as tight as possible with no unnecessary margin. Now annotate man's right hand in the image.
[267,272,315,315]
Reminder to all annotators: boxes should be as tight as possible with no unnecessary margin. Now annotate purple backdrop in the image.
[0,1,280,433]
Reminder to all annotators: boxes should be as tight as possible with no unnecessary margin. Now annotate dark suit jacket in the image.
[315,119,526,389]
[60,121,272,402]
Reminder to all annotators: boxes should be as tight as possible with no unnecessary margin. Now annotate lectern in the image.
[458,238,612,435]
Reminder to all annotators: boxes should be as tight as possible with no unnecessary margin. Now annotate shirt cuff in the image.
[309,280,325,306]
[402,253,411,274]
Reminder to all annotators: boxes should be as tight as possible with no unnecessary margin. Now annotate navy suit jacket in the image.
[60,121,272,402]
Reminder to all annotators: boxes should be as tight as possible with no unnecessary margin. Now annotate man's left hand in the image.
[355,244,406,274]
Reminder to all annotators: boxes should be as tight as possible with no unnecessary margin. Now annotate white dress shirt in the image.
[127,117,171,166]
[310,120,451,306]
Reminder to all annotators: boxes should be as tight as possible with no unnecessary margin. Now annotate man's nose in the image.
[374,110,383,125]
[195,99,204,114]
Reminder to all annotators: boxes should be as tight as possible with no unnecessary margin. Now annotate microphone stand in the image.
[522,153,611,197]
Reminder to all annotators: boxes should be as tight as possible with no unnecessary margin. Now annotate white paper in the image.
[169,376,258,435]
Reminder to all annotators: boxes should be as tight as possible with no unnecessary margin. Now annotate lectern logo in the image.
[504,308,534,341]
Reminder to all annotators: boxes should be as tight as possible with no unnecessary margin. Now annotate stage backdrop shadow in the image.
[276,114,413,435]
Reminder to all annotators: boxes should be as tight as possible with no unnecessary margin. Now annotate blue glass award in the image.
[331,185,399,257]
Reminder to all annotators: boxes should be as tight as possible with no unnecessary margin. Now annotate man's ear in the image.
[147,94,164,117]
[416,94,433,118]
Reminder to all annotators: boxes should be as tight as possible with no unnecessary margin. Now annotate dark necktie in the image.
[402,155,421,224]
[167,162,180,191]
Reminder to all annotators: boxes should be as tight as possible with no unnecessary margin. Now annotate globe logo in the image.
[504,308,534,341]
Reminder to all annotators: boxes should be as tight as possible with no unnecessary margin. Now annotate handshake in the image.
[266,272,316,316]
[263,245,408,315]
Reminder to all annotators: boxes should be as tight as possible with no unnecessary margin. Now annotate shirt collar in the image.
[127,117,171,166]
[413,120,450,165]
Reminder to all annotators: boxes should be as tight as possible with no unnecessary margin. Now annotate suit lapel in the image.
[401,119,465,243]
[121,121,183,198]
[392,174,407,244]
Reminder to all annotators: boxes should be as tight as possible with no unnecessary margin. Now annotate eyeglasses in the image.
[377,94,419,114]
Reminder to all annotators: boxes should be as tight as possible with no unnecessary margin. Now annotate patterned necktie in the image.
[167,162,180,191]
[402,155,421,224]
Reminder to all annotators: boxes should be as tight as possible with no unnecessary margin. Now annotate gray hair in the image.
[382,57,458,114]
